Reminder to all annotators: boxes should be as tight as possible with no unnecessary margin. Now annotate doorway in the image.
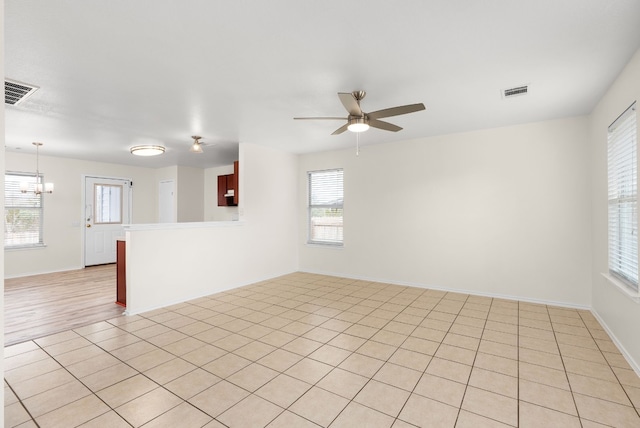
[84,176,132,266]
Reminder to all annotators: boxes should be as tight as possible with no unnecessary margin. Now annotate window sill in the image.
[601,273,640,303]
[306,242,344,249]
[5,244,48,251]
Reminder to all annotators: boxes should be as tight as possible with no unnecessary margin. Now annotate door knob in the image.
[86,224,92,228]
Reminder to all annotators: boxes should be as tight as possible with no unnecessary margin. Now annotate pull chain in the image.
[356,132,360,156]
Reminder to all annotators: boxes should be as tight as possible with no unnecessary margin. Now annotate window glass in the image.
[4,172,44,247]
[308,169,343,245]
[94,184,123,224]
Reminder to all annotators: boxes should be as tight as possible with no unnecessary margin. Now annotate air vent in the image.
[502,85,528,99]
[5,78,39,105]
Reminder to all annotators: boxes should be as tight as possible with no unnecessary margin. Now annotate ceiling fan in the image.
[294,91,425,135]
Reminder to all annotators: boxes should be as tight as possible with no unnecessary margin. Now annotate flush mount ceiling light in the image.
[189,135,204,154]
[130,145,165,156]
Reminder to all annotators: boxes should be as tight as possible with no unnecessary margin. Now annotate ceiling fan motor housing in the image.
[352,90,366,102]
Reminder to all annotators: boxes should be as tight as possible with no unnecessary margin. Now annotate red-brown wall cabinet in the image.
[218,161,239,206]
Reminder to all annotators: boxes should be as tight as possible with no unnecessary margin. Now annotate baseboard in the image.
[591,310,640,376]
[4,265,85,279]
[299,269,591,310]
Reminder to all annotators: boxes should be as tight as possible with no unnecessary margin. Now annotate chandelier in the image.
[20,142,54,194]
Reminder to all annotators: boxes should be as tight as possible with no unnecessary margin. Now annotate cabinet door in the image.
[217,175,228,206]
[116,240,126,307]
[233,161,239,205]
[225,173,238,206]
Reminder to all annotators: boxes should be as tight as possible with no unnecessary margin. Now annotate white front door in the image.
[84,176,131,266]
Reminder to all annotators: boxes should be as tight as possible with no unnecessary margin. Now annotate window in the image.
[608,102,638,290]
[308,169,343,245]
[94,184,123,224]
[4,172,44,248]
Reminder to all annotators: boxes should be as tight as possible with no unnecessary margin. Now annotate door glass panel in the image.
[94,184,122,224]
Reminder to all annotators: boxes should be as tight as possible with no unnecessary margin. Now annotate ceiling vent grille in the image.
[5,79,39,105]
[502,85,528,99]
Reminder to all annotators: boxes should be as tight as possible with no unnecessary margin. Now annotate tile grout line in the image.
[576,310,640,421]
[321,283,434,426]
[34,317,226,427]
[453,294,495,426]
[8,338,134,427]
[4,377,42,428]
[547,304,584,427]
[138,277,415,425]
[264,281,407,424]
[15,281,484,426]
[6,273,640,427]
[384,288,452,425]
[0,293,564,426]
[267,277,415,426]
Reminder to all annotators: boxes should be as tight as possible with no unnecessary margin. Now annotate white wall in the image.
[299,117,592,307]
[5,153,157,277]
[125,143,298,314]
[590,49,640,370]
[204,164,239,221]
[176,166,204,222]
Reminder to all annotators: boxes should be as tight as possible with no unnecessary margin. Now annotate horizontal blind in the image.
[608,102,638,289]
[5,172,44,247]
[309,169,343,207]
[308,169,343,245]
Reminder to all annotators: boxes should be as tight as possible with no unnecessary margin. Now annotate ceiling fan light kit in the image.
[130,145,165,156]
[347,117,369,133]
[295,90,425,135]
[189,136,204,154]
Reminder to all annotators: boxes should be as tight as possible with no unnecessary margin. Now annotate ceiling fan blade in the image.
[331,123,349,135]
[338,92,363,116]
[367,103,425,120]
[369,119,402,132]
[294,117,345,120]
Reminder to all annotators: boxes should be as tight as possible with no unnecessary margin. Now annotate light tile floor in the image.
[5,272,640,427]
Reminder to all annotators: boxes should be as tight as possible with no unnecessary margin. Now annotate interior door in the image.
[158,180,175,223]
[84,176,131,266]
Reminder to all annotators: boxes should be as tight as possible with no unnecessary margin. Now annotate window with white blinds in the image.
[4,172,44,248]
[608,102,638,290]
[308,169,343,245]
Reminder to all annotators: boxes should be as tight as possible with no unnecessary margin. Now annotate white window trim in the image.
[607,102,638,291]
[5,243,47,251]
[5,171,45,249]
[601,272,640,304]
[308,168,344,246]
[305,242,345,249]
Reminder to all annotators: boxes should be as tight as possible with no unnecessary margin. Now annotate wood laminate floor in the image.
[4,264,124,346]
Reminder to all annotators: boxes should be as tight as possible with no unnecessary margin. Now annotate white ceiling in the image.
[5,0,640,169]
